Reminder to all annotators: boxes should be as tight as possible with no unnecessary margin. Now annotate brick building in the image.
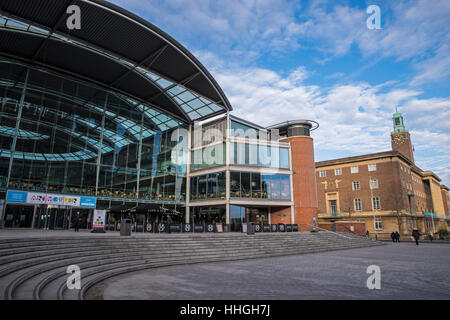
[315,111,450,239]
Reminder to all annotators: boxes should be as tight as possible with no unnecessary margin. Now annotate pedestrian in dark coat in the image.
[390,232,396,242]
[73,211,81,232]
[166,214,172,234]
[395,231,400,242]
[412,229,420,245]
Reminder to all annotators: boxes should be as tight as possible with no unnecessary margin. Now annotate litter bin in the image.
[120,219,132,236]
[247,222,255,235]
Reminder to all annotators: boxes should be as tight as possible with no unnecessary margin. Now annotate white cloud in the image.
[109,0,450,183]
[201,59,450,184]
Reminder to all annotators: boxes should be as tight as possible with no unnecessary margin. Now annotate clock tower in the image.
[391,109,414,163]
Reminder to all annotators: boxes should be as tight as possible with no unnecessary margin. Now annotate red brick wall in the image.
[270,207,291,224]
[281,136,318,227]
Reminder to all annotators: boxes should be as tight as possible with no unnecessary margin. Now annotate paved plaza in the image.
[98,242,450,300]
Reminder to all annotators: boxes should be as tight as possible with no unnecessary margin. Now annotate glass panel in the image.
[230,171,240,198]
[241,172,251,198]
[280,174,291,200]
[190,176,198,200]
[280,148,289,169]
[261,174,270,199]
[230,205,245,232]
[198,175,207,200]
[251,172,261,198]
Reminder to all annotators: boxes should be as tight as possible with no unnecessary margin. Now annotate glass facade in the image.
[230,120,268,140]
[230,143,289,169]
[191,205,226,224]
[190,171,226,200]
[230,206,269,232]
[230,171,291,200]
[0,58,187,203]
[191,143,226,171]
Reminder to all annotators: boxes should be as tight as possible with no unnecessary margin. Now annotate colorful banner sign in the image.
[7,190,95,208]
[92,210,106,230]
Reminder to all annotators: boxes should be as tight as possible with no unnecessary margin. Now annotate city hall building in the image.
[316,111,450,238]
[0,0,318,232]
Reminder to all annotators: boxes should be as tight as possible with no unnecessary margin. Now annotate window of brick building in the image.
[319,170,326,177]
[352,181,360,191]
[374,218,383,230]
[370,178,379,189]
[368,164,377,171]
[354,198,362,211]
[372,197,381,210]
[334,168,342,175]
[351,166,359,173]
[329,200,338,216]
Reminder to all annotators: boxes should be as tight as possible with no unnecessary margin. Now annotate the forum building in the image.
[0,0,319,233]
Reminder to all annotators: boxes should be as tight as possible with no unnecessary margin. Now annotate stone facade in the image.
[315,115,449,239]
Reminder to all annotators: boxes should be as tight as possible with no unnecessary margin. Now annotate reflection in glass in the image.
[229,143,289,169]
[0,58,187,203]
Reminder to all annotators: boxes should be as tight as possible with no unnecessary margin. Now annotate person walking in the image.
[166,214,172,234]
[395,231,401,242]
[412,229,420,245]
[365,230,370,239]
[73,211,81,232]
[390,231,396,242]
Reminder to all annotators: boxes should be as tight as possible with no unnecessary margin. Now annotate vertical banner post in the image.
[91,209,106,233]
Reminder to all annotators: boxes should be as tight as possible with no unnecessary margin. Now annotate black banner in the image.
[194,224,204,232]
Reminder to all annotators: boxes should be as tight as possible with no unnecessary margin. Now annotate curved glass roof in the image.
[0,125,49,140]
[0,0,232,123]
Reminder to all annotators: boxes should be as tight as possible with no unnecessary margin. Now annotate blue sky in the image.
[110,0,449,185]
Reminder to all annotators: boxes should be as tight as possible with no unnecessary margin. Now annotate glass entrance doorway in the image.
[230,206,269,232]
[3,204,34,228]
[48,207,70,230]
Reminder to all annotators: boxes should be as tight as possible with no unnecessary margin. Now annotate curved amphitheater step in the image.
[0,231,383,300]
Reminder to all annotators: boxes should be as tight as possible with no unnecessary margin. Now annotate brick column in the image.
[281,136,318,227]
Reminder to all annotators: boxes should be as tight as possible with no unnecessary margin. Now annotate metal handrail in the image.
[299,224,353,240]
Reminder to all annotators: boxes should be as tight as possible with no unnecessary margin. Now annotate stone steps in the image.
[0,231,383,300]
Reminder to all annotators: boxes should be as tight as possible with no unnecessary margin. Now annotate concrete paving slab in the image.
[99,242,450,300]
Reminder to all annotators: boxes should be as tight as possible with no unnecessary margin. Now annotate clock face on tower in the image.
[393,134,406,144]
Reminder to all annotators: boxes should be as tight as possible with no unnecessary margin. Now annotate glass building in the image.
[0,0,231,230]
[187,115,294,232]
[0,0,298,232]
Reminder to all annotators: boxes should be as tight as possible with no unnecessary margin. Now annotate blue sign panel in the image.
[80,197,96,208]
[6,190,27,203]
[423,212,437,217]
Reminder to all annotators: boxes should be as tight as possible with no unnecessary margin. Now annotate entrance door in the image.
[135,214,145,232]
[47,207,70,230]
[4,204,34,228]
[329,200,338,216]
